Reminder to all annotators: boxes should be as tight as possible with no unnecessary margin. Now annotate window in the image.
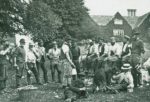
[113,29,124,36]
[114,19,123,25]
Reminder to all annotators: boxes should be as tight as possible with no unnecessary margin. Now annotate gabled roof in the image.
[124,16,139,28]
[91,14,138,28]
[91,15,113,26]
[135,12,150,28]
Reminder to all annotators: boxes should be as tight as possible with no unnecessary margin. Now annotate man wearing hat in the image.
[14,39,29,87]
[110,63,134,92]
[47,41,61,83]
[130,31,145,88]
[26,42,41,85]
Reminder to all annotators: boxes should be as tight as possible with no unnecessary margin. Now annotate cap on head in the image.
[132,29,140,36]
[64,36,72,42]
[133,31,140,35]
[89,39,93,43]
[52,41,57,45]
[78,72,86,77]
[20,39,25,43]
[110,37,116,42]
[29,42,34,46]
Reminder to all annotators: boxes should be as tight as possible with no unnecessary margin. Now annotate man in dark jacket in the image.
[130,31,145,88]
[14,39,30,88]
[36,40,48,84]
[70,41,81,75]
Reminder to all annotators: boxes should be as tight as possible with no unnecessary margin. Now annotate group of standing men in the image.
[0,36,81,92]
[0,30,146,95]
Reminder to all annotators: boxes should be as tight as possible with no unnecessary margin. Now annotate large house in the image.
[92,9,138,41]
[134,12,150,41]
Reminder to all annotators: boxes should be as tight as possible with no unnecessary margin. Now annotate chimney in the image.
[127,9,136,17]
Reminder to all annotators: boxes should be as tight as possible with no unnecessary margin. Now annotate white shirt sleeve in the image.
[115,44,122,57]
[62,44,69,54]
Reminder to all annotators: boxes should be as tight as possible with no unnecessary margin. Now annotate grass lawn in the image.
[0,61,150,102]
[0,43,150,102]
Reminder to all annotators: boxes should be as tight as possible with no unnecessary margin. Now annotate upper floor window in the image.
[114,19,123,25]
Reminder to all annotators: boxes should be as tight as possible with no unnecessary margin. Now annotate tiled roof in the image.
[124,16,139,28]
[91,15,113,26]
[134,12,150,28]
[91,15,139,28]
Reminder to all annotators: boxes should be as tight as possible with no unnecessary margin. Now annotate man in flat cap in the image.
[26,42,41,85]
[130,31,145,88]
[14,39,30,87]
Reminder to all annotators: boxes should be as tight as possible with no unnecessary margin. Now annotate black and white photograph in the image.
[0,0,150,102]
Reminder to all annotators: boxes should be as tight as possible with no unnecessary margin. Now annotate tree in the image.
[24,0,62,42]
[43,0,89,38]
[0,0,26,39]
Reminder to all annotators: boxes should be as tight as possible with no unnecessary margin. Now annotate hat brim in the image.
[133,32,140,35]
[121,66,132,70]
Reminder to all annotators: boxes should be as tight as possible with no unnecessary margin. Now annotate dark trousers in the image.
[108,83,128,91]
[105,69,113,85]
[27,63,40,85]
[16,62,25,87]
[73,60,80,74]
[130,54,142,87]
[105,61,117,85]
[69,86,87,98]
[50,62,61,83]
[0,64,7,90]
[36,61,48,83]
[64,86,87,99]
[131,68,142,87]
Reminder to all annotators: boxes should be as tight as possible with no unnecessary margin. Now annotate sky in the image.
[84,0,150,16]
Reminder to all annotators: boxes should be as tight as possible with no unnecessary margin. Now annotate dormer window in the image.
[114,19,123,25]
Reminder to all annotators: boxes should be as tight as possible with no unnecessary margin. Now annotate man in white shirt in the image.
[108,37,121,58]
[26,42,40,85]
[47,41,61,83]
[111,63,134,92]
[106,37,121,85]
[86,39,99,73]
